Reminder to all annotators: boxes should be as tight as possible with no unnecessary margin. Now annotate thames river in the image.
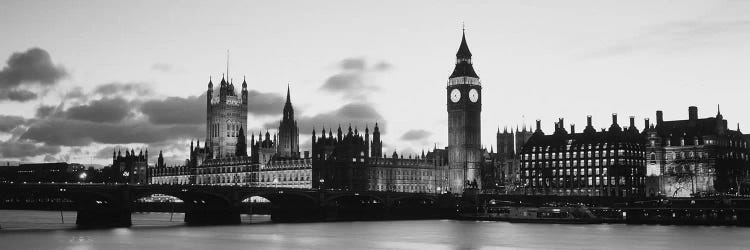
[0,210,749,249]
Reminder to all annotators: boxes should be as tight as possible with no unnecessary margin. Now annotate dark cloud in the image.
[321,73,365,92]
[94,82,152,96]
[0,139,61,158]
[320,58,391,99]
[0,48,67,89]
[21,118,203,146]
[0,89,37,102]
[0,115,26,132]
[247,90,285,116]
[151,63,173,72]
[35,104,56,118]
[65,97,132,123]
[0,48,67,102]
[265,102,385,135]
[141,93,206,125]
[400,129,431,141]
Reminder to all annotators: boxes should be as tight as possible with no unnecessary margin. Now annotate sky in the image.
[1,0,750,166]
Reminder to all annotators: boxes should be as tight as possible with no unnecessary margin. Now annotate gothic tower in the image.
[496,127,514,159]
[277,85,300,159]
[371,123,383,158]
[206,75,249,159]
[447,30,482,192]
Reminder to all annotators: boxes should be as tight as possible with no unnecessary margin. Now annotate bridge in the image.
[0,183,455,228]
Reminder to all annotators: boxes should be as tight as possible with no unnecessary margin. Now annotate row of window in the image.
[522,159,646,168]
[523,149,644,160]
[527,143,641,152]
[523,176,645,187]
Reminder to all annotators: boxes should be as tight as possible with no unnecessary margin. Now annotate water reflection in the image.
[1,211,749,249]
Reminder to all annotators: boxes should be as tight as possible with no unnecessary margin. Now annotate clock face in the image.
[469,89,479,102]
[450,89,461,103]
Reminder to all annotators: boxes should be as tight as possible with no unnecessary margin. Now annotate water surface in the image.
[0,210,748,249]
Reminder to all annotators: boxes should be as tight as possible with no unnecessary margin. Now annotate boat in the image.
[461,202,604,224]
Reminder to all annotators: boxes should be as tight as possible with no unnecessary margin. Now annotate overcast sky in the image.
[1,0,749,165]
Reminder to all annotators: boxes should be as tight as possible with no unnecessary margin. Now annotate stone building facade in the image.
[206,76,248,159]
[112,148,149,184]
[310,123,449,193]
[519,115,648,197]
[645,106,750,197]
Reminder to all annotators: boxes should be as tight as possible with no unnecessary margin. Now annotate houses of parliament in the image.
[143,30,750,197]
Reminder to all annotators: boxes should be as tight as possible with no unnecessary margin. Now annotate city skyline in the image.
[2,0,750,166]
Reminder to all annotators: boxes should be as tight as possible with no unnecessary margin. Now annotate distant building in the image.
[646,106,750,197]
[492,126,533,193]
[112,148,149,184]
[206,76,248,159]
[276,86,300,159]
[149,79,311,188]
[520,115,648,197]
[0,162,86,183]
[311,123,448,193]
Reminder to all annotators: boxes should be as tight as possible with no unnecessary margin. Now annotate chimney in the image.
[570,124,576,134]
[612,113,618,125]
[656,110,663,125]
[629,116,635,128]
[644,118,650,130]
[587,115,592,127]
[535,119,541,132]
[689,106,698,121]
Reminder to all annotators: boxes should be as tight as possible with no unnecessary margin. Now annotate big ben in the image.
[447,30,482,193]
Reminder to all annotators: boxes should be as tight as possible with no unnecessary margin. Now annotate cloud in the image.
[35,104,56,118]
[0,115,26,132]
[0,89,37,102]
[247,90,285,116]
[65,97,133,123]
[93,82,152,96]
[141,93,206,125]
[340,58,367,70]
[265,102,385,135]
[151,63,173,72]
[0,139,61,158]
[0,48,67,102]
[21,118,203,146]
[320,58,391,99]
[400,129,431,141]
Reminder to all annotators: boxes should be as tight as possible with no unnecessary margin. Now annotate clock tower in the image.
[446,30,482,193]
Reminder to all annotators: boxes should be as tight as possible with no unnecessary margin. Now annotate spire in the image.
[242,76,247,88]
[456,28,472,59]
[208,76,213,88]
[450,28,479,78]
[717,104,723,118]
[286,83,291,104]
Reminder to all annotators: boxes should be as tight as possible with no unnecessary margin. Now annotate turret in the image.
[241,76,248,105]
[337,125,343,142]
[364,125,370,158]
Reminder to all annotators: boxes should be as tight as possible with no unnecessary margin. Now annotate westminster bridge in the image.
[0,183,455,228]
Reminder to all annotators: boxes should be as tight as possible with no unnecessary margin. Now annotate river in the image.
[0,210,748,249]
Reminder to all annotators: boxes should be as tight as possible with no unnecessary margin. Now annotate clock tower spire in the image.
[446,28,482,193]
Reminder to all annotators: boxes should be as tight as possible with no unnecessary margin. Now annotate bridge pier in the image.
[76,208,132,228]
